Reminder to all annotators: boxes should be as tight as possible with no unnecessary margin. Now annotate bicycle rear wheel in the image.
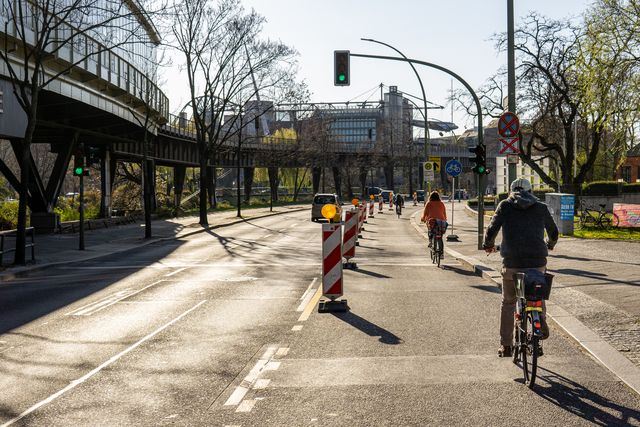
[435,238,442,267]
[522,313,538,388]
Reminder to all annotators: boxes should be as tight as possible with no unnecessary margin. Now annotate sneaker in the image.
[541,317,549,340]
[498,345,512,357]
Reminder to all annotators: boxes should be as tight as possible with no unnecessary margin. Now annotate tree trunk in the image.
[142,158,152,239]
[199,155,208,226]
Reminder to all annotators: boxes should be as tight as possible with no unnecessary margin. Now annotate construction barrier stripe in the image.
[322,222,343,298]
[323,244,342,274]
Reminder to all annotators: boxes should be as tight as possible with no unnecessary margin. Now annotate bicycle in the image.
[577,199,619,230]
[428,218,447,267]
[512,270,553,388]
[396,202,402,218]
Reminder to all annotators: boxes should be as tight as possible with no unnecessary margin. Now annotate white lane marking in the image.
[165,267,186,277]
[276,347,289,357]
[265,361,281,371]
[292,325,303,332]
[224,386,250,407]
[224,346,278,407]
[236,399,257,413]
[1,300,207,427]
[298,285,323,322]
[253,379,271,390]
[65,280,164,316]
[296,278,318,311]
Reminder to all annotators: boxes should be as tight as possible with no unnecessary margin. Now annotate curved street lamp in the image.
[361,38,431,190]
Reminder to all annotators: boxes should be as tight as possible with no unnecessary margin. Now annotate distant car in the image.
[365,187,383,197]
[416,190,425,202]
[380,190,393,203]
[311,193,342,222]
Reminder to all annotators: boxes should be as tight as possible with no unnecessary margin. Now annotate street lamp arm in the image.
[350,52,484,147]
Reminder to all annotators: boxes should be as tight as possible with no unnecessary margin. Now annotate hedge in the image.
[622,182,640,193]
[581,181,620,196]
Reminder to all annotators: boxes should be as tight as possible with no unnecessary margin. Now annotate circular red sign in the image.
[498,112,520,138]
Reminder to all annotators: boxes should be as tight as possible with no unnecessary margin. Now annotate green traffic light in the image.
[478,165,486,174]
[338,74,346,82]
[74,167,83,175]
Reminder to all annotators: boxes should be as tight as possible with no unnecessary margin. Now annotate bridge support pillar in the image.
[312,167,321,195]
[100,149,112,218]
[174,166,186,210]
[243,167,254,204]
[268,167,279,202]
[359,168,367,196]
[332,167,342,198]
[384,164,394,190]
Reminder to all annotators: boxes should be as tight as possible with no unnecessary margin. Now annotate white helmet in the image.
[510,178,532,192]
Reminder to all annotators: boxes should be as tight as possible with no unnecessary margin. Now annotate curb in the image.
[0,207,307,282]
[410,210,640,396]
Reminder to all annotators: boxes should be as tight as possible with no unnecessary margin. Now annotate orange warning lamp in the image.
[369,195,374,200]
[351,198,359,206]
[321,204,337,222]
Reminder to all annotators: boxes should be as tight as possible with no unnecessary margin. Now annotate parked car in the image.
[365,187,383,197]
[416,190,425,202]
[311,193,342,222]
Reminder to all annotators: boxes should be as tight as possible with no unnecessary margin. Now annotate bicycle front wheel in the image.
[522,313,538,388]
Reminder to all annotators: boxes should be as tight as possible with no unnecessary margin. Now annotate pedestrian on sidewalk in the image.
[421,191,447,248]
[482,178,559,358]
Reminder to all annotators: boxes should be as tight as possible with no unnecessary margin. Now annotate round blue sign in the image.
[445,159,462,177]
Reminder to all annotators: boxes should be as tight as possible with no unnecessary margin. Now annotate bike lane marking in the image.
[1,300,207,427]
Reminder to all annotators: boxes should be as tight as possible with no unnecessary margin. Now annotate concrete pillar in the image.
[100,149,112,218]
[359,168,367,196]
[243,167,254,203]
[332,166,342,197]
[312,167,321,194]
[174,166,186,209]
[384,164,394,190]
[268,167,279,202]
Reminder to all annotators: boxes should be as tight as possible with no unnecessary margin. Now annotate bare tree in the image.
[0,0,162,263]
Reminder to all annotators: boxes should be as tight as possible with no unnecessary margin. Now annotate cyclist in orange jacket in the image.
[421,191,447,246]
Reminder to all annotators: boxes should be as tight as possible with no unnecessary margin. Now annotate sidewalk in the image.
[411,201,640,394]
[0,204,307,281]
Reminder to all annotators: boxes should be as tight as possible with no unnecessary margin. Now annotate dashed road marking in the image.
[224,346,278,407]
[1,300,207,427]
[276,347,289,357]
[236,399,257,413]
[253,379,271,390]
[292,325,303,332]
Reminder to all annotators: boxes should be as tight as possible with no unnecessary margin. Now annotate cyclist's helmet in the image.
[510,178,532,193]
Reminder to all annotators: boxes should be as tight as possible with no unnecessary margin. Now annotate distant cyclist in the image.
[394,192,405,216]
[483,178,559,358]
[421,191,447,247]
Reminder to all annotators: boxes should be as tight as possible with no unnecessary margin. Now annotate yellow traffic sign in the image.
[429,156,441,172]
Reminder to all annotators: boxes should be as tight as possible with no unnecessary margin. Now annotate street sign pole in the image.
[444,159,462,241]
[79,171,85,251]
[507,0,517,187]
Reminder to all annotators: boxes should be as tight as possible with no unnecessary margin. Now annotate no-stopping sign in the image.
[498,112,520,138]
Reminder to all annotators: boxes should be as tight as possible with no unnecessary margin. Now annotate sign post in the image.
[445,159,462,241]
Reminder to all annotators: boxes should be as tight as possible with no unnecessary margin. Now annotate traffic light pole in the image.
[349,52,486,248]
[79,172,85,250]
[507,0,517,186]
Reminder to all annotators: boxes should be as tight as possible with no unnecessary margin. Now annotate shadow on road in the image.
[535,366,640,425]
[550,268,640,287]
[353,268,391,279]
[470,285,501,294]
[444,265,478,277]
[331,311,402,345]
[550,253,640,267]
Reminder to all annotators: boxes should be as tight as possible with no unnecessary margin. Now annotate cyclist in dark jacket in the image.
[483,178,559,357]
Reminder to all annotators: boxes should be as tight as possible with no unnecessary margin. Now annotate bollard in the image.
[342,208,358,269]
[358,204,364,237]
[363,201,368,224]
[319,221,349,313]
[378,198,384,213]
[389,194,394,211]
[369,200,374,217]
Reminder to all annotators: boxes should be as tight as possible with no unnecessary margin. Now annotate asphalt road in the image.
[0,206,639,426]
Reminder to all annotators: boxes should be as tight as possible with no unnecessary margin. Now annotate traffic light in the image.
[334,50,350,86]
[469,144,488,174]
[73,145,89,176]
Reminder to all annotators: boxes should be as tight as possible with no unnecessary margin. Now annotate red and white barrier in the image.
[363,201,368,223]
[378,199,384,213]
[319,222,348,312]
[389,196,394,210]
[358,204,364,236]
[369,201,374,216]
[342,208,357,268]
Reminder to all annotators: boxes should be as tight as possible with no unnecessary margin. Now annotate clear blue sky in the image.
[163,0,594,131]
